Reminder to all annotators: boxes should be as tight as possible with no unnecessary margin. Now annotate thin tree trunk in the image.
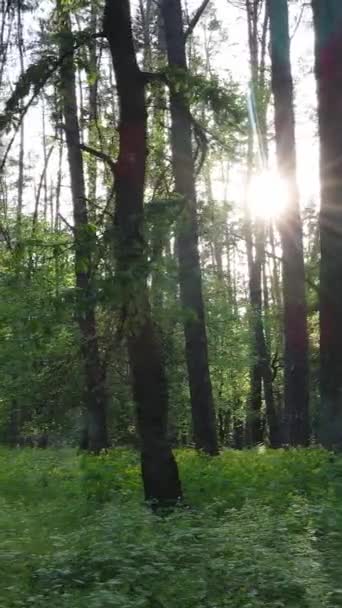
[103,0,182,506]
[204,165,225,285]
[49,179,54,229]
[0,1,12,90]
[58,2,108,453]
[55,131,63,231]
[268,0,310,446]
[87,0,98,216]
[269,222,282,310]
[139,0,153,69]
[244,0,281,446]
[161,0,218,455]
[42,95,49,222]
[16,3,25,238]
[33,145,54,226]
[244,107,263,444]
[311,1,342,448]
[54,85,63,232]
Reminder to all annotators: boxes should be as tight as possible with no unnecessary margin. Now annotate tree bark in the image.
[311,1,342,448]
[58,3,108,453]
[103,0,182,506]
[267,0,310,446]
[161,0,218,455]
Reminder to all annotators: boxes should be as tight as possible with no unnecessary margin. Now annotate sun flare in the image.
[247,171,288,220]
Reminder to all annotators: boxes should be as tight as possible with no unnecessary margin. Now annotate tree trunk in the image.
[103,0,182,506]
[245,210,264,445]
[311,1,342,448]
[244,118,263,445]
[87,0,98,216]
[16,3,24,239]
[58,3,108,453]
[267,0,310,446]
[41,95,49,222]
[161,0,218,455]
[244,0,281,446]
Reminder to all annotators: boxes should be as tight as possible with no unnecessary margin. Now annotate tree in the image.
[58,2,108,452]
[311,0,342,448]
[244,0,281,447]
[267,0,310,446]
[161,0,218,455]
[103,0,182,505]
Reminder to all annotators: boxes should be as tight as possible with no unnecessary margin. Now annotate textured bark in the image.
[311,1,342,448]
[267,0,310,446]
[161,0,218,455]
[58,4,108,453]
[103,0,182,505]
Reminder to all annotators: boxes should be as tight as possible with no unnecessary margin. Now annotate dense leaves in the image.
[1,448,342,607]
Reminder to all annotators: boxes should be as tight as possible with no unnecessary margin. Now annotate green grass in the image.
[1,447,342,607]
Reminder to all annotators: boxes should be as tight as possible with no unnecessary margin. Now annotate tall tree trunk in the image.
[244,178,263,445]
[161,0,218,455]
[41,95,49,222]
[103,0,182,506]
[245,0,279,446]
[58,3,108,453]
[16,2,24,238]
[0,1,12,90]
[55,126,63,231]
[269,223,282,311]
[267,0,310,446]
[139,0,153,69]
[87,0,98,216]
[54,85,63,231]
[311,1,342,448]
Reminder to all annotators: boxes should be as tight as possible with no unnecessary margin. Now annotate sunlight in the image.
[247,171,289,220]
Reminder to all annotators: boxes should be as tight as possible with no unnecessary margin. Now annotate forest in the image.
[1,0,342,606]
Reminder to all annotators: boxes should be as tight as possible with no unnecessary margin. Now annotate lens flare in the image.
[247,171,288,220]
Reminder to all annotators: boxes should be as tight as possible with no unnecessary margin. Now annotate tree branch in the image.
[0,31,103,173]
[58,213,75,234]
[185,0,211,39]
[79,143,116,175]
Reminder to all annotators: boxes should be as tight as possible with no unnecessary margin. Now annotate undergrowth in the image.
[1,447,342,607]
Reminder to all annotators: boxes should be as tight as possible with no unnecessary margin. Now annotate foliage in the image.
[0,220,81,443]
[1,448,342,607]
[0,28,97,134]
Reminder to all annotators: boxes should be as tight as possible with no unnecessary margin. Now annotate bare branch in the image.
[79,143,116,175]
[290,2,310,41]
[184,0,211,39]
[58,213,75,234]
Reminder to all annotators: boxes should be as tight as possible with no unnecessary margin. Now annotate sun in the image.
[247,170,288,220]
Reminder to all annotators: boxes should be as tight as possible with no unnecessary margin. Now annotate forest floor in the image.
[1,448,342,608]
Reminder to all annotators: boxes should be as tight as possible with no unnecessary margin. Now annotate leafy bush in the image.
[0,448,341,607]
